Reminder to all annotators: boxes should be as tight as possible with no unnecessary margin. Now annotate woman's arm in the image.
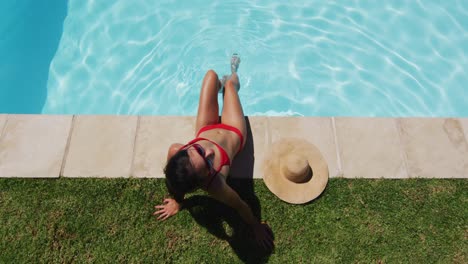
[154,143,185,221]
[208,177,274,249]
[208,178,257,225]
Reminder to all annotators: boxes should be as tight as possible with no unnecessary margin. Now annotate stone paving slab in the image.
[461,118,468,144]
[239,116,267,179]
[398,118,468,178]
[335,117,407,178]
[133,116,266,179]
[132,116,196,178]
[0,115,7,137]
[250,116,339,179]
[0,115,72,178]
[62,115,138,178]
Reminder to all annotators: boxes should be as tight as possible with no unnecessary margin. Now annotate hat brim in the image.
[262,138,329,204]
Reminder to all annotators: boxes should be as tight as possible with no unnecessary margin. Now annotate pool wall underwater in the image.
[0,0,67,114]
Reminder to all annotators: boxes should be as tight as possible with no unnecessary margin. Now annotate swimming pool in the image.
[2,0,468,117]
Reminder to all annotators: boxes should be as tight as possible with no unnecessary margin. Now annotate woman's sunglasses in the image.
[185,144,216,176]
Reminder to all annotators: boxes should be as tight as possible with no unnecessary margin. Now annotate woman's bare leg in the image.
[195,70,222,134]
[221,55,247,148]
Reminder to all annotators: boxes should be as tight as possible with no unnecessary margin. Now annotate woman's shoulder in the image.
[169,143,184,149]
[167,143,184,160]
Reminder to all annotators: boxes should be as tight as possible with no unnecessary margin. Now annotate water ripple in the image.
[43,0,468,117]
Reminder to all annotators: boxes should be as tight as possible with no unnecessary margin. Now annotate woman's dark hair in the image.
[164,149,202,202]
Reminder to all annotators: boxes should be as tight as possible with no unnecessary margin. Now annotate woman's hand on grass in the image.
[252,222,274,251]
[153,198,179,221]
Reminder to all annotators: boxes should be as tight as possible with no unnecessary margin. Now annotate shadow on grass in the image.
[184,117,273,264]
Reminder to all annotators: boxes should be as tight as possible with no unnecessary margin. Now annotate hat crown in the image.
[280,153,312,183]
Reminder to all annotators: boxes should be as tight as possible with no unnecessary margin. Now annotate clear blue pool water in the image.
[1,0,468,117]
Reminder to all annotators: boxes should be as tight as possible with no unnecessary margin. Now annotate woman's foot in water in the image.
[219,54,241,93]
[219,75,228,93]
[231,53,241,73]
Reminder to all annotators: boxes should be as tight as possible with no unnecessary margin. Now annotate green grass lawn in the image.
[0,178,466,263]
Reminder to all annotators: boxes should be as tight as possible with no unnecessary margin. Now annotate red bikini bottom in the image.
[197,123,244,154]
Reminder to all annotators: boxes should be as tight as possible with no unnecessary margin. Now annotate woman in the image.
[154,54,273,249]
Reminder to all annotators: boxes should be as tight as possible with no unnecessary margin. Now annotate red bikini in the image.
[179,123,244,186]
[196,123,244,154]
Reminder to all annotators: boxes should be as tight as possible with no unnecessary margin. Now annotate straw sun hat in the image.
[262,138,329,204]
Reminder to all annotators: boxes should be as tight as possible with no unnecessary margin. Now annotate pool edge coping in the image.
[0,114,467,179]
